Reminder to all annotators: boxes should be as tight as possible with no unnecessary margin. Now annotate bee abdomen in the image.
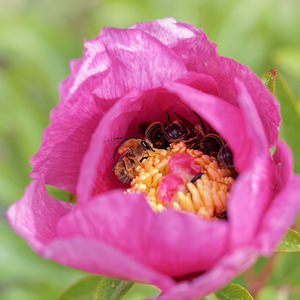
[200,134,224,153]
[217,144,233,167]
[115,160,133,184]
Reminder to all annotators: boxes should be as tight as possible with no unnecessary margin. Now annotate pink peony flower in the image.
[6,18,300,299]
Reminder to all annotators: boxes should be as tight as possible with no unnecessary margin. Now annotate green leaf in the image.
[261,69,277,95]
[57,276,101,300]
[275,72,300,173]
[214,283,254,300]
[46,185,77,203]
[57,276,133,300]
[92,277,133,300]
[122,283,160,300]
[276,228,300,252]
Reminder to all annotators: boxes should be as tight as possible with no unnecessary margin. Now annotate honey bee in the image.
[144,112,205,149]
[144,121,168,149]
[200,133,224,154]
[144,112,234,168]
[200,133,236,172]
[217,144,233,167]
[107,137,154,184]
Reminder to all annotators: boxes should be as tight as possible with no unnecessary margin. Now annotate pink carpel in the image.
[169,153,201,176]
[158,153,202,203]
[158,174,183,204]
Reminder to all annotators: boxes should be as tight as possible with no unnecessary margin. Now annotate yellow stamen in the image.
[128,142,235,219]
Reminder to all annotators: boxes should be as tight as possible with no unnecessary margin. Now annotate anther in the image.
[128,142,236,220]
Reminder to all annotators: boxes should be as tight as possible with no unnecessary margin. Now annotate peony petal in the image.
[228,155,273,250]
[61,23,187,101]
[147,209,227,277]
[133,18,281,147]
[255,141,300,254]
[148,247,258,300]
[30,24,187,193]
[164,81,251,172]
[272,140,293,195]
[130,17,195,46]
[29,48,113,192]
[29,89,102,193]
[234,78,268,154]
[76,89,144,203]
[44,237,174,291]
[6,179,73,252]
[57,190,228,277]
[227,80,273,249]
[93,26,187,99]
[177,72,219,96]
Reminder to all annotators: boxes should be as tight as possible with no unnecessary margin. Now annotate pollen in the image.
[128,142,235,219]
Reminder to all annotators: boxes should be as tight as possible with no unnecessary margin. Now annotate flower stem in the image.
[244,254,278,298]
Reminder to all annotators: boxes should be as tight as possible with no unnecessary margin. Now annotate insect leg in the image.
[190,172,204,183]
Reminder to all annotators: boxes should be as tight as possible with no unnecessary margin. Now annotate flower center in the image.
[128,142,235,219]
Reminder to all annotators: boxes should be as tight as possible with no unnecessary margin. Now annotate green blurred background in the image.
[1,0,300,299]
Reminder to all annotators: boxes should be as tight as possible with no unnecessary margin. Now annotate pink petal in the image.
[255,141,300,254]
[76,90,144,203]
[158,174,184,204]
[149,247,258,300]
[164,82,251,172]
[92,26,187,99]
[132,18,280,147]
[57,189,228,277]
[130,18,195,46]
[228,155,273,250]
[6,179,73,252]
[29,90,102,193]
[30,24,187,193]
[272,140,293,194]
[227,80,273,249]
[61,24,187,101]
[234,78,268,154]
[44,237,174,291]
[177,72,219,96]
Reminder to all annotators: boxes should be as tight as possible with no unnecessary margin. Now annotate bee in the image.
[200,133,235,173]
[199,133,224,154]
[107,137,154,184]
[192,114,234,168]
[144,112,205,149]
[217,144,233,167]
[144,121,168,149]
[143,112,235,168]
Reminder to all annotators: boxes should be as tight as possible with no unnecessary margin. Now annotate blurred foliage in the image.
[0,0,300,299]
[276,229,300,252]
[56,276,134,300]
[214,283,254,300]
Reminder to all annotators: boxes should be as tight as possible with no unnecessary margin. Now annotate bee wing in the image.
[108,151,129,178]
[200,133,224,153]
